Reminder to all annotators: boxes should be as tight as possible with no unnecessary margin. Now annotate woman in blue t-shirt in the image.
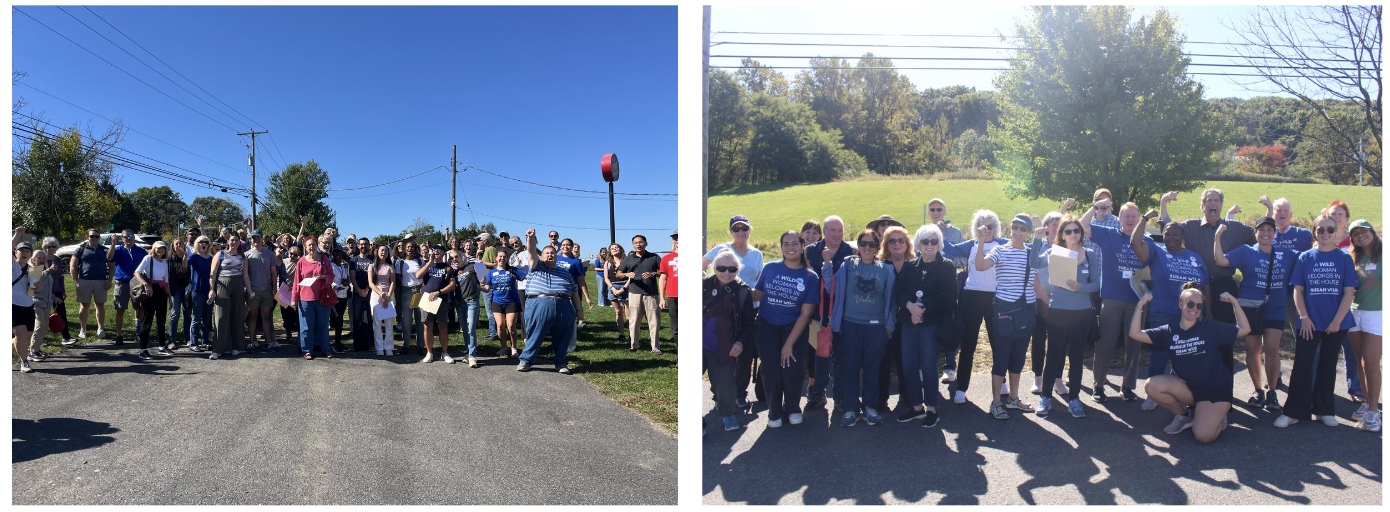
[594,247,610,308]
[1212,217,1298,411]
[751,231,819,429]
[184,235,215,351]
[824,229,895,427]
[1275,214,1361,428]
[1130,284,1249,443]
[483,251,526,358]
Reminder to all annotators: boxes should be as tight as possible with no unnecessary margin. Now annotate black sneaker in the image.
[156,347,173,356]
[114,335,125,346]
[139,350,151,361]
[805,394,827,409]
[1121,388,1139,402]
[1265,390,1283,412]
[1093,389,1109,403]
[1247,389,1265,409]
[898,409,927,423]
[921,410,940,428]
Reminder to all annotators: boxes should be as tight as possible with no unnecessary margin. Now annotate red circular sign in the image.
[601,153,619,182]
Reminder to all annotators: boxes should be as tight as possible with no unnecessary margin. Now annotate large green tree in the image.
[187,196,246,231]
[847,56,922,175]
[707,69,750,190]
[12,122,124,240]
[126,185,187,237]
[990,6,1224,208]
[257,160,337,236]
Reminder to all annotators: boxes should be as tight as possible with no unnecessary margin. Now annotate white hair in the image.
[914,223,944,247]
[970,209,1001,240]
[40,236,60,249]
[823,215,845,228]
[1273,197,1292,211]
[711,247,743,279]
[29,249,48,265]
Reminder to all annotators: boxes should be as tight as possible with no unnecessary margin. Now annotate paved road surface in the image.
[13,343,677,505]
[702,358,1381,505]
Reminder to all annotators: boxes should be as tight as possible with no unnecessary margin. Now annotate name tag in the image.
[1122,270,1134,279]
[1080,269,1090,274]
[1368,263,1378,271]
[869,320,880,324]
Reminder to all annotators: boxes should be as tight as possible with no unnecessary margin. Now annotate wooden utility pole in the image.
[452,144,457,236]
[702,6,711,255]
[238,129,268,231]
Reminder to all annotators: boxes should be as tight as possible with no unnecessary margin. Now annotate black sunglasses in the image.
[929,207,944,213]
[887,238,908,245]
[981,224,996,230]
[858,240,879,248]
[1062,228,1083,235]
[714,265,738,273]
[1184,300,1204,310]
[730,225,749,233]
[919,239,940,246]
[1316,227,1338,235]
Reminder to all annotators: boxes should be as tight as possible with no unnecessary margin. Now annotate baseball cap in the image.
[1012,214,1034,231]
[1253,216,1277,230]
[1349,219,1375,232]
[250,229,264,237]
[729,215,750,229]
[16,242,32,250]
[671,229,678,239]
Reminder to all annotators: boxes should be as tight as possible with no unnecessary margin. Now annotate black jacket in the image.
[703,274,755,364]
[891,256,957,327]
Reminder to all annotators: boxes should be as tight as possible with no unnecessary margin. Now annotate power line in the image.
[452,206,671,232]
[13,124,250,197]
[266,133,290,169]
[82,5,267,130]
[712,54,1363,71]
[458,179,677,202]
[13,6,239,133]
[322,178,454,200]
[462,165,678,196]
[713,30,1355,50]
[262,164,450,192]
[14,83,249,175]
[56,6,248,132]
[708,65,1326,78]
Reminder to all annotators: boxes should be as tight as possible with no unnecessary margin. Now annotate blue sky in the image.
[13,6,677,259]
[709,5,1302,100]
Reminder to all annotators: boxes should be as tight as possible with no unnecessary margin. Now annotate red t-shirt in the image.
[659,251,678,298]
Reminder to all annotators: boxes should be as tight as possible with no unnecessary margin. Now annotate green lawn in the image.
[706,179,1382,261]
[24,276,677,435]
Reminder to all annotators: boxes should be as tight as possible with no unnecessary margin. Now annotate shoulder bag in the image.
[815,263,836,358]
[992,247,1036,337]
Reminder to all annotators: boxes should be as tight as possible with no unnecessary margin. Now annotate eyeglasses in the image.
[730,225,749,233]
[1062,228,1083,235]
[887,238,908,245]
[981,224,995,230]
[919,239,939,246]
[929,207,944,213]
[1316,227,1338,235]
[1183,300,1204,310]
[858,240,879,248]
[715,265,738,274]
[88,235,99,239]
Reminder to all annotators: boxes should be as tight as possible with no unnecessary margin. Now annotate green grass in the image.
[23,276,677,435]
[706,179,1383,261]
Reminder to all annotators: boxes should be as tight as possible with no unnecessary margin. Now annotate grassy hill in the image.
[705,179,1383,261]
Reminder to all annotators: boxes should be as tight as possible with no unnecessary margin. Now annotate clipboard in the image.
[1047,248,1079,288]
[371,292,396,320]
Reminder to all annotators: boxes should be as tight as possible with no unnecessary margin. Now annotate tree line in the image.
[707,6,1381,199]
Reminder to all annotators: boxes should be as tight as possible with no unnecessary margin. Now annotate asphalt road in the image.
[702,356,1382,505]
[13,343,677,505]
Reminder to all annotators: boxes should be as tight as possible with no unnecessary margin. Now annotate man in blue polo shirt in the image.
[106,230,147,345]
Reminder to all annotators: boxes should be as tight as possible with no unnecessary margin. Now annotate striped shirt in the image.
[986,242,1042,303]
[525,262,578,296]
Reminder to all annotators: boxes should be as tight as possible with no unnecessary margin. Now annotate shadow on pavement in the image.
[703,373,1382,505]
[12,417,119,463]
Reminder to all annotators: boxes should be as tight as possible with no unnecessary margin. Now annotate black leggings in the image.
[137,286,168,350]
[1043,307,1091,401]
[331,299,347,345]
[954,289,997,392]
[876,327,906,410]
[1031,301,1048,375]
[736,324,764,402]
[281,304,299,342]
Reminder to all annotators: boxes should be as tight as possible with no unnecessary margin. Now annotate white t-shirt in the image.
[964,240,1001,292]
[12,260,34,307]
[137,255,169,282]
[704,243,763,285]
[396,258,424,287]
[510,250,532,292]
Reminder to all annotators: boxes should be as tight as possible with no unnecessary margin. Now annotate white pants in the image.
[371,313,396,352]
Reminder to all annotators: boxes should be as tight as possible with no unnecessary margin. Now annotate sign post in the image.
[601,153,620,245]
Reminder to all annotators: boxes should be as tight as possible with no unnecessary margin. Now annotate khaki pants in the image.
[31,304,52,351]
[628,293,660,352]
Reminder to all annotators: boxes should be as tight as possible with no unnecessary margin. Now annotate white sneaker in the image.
[209,352,219,360]
[1353,403,1370,420]
[386,350,394,356]
[231,350,240,356]
[767,418,783,428]
[422,352,434,363]
[954,390,967,404]
[1273,414,1297,428]
[443,354,456,364]
[62,338,77,346]
[1000,382,1010,395]
[942,369,957,382]
[1141,398,1158,411]
[1320,414,1338,427]
[78,330,88,339]
[577,321,586,328]
[19,361,33,373]
[496,347,510,357]
[1360,411,1382,432]
[1030,379,1042,395]
[96,330,106,339]
[1055,380,1069,396]
[468,357,479,368]
[376,350,385,356]
[788,413,803,425]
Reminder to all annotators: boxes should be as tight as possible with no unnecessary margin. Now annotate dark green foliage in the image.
[257,160,338,236]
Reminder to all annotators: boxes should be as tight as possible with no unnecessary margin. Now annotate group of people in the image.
[703,189,1381,441]
[13,219,679,376]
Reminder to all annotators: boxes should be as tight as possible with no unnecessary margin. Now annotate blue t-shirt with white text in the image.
[1090,224,1146,302]
[1144,241,1209,318]
[754,260,820,326]
[1224,244,1297,317]
[1290,248,1359,331]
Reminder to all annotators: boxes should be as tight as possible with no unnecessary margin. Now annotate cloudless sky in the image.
[709,5,1302,100]
[13,6,677,259]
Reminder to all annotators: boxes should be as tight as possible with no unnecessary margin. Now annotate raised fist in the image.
[526,228,536,238]
[1161,191,1178,203]
[1062,198,1078,211]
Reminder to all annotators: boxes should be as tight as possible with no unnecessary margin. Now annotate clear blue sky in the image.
[709,5,1301,100]
[13,5,677,259]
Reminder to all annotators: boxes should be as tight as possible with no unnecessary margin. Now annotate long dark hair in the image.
[1352,227,1381,265]
[780,230,808,269]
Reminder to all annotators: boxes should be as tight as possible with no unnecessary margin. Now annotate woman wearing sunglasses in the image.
[974,214,1047,419]
[1212,216,1298,411]
[185,236,214,351]
[704,248,755,434]
[893,224,956,428]
[823,229,896,427]
[1030,212,1068,397]
[1275,213,1361,428]
[874,225,915,414]
[939,209,1004,405]
[41,237,75,346]
[752,231,819,428]
[1033,215,1099,418]
[1131,211,1211,411]
[1347,219,1382,432]
[1130,284,1249,441]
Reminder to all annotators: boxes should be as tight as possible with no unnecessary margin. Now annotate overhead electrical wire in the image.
[707,65,1323,78]
[710,54,1363,71]
[462,165,677,196]
[13,124,250,197]
[712,30,1356,51]
[452,206,671,233]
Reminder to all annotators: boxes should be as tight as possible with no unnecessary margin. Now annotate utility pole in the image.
[1358,135,1365,186]
[238,129,268,231]
[452,145,457,236]
[702,6,711,256]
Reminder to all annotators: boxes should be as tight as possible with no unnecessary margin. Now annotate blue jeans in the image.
[456,297,479,357]
[167,283,191,344]
[595,273,610,307]
[188,291,212,346]
[520,296,576,367]
[838,320,889,412]
[397,285,423,349]
[900,322,942,409]
[298,300,331,354]
[484,293,497,338]
[349,292,370,334]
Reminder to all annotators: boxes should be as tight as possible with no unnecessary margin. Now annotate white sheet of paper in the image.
[299,276,319,287]
[1367,263,1378,271]
[1048,251,1079,288]
[370,292,396,320]
[474,262,487,283]
[419,292,443,314]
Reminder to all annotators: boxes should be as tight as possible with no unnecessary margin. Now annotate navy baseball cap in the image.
[729,215,750,228]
